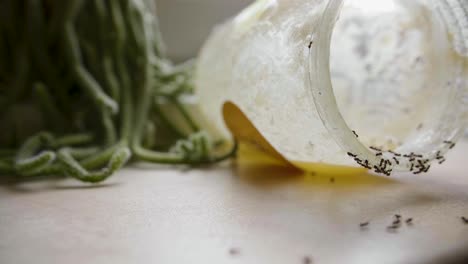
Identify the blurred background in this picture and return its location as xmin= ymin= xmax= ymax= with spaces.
xmin=155 ymin=0 xmax=253 ymax=62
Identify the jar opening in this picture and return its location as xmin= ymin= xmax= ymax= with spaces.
xmin=308 ymin=0 xmax=467 ymax=173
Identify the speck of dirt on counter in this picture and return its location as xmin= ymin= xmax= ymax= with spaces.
xmin=229 ymin=248 xmax=240 ymax=256
xmin=303 ymin=256 xmax=313 ymax=264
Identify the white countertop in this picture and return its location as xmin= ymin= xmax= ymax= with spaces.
xmin=1 ymin=142 xmax=468 ymax=264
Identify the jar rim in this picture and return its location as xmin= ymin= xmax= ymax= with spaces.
xmin=307 ymin=0 xmax=376 ymax=161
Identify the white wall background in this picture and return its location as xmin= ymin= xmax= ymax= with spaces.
xmin=155 ymin=0 xmax=253 ymax=61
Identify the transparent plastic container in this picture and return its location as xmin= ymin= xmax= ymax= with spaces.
xmin=195 ymin=0 xmax=468 ymax=175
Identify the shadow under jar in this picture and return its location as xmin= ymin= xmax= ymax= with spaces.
xmin=195 ymin=0 xmax=468 ymax=175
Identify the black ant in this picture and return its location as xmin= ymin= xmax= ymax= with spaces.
xmin=461 ymin=217 xmax=468 ymax=224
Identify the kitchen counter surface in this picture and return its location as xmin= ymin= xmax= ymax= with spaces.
xmin=1 ymin=142 xmax=468 ymax=264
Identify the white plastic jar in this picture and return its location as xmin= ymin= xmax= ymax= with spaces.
xmin=195 ymin=0 xmax=468 ymax=175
